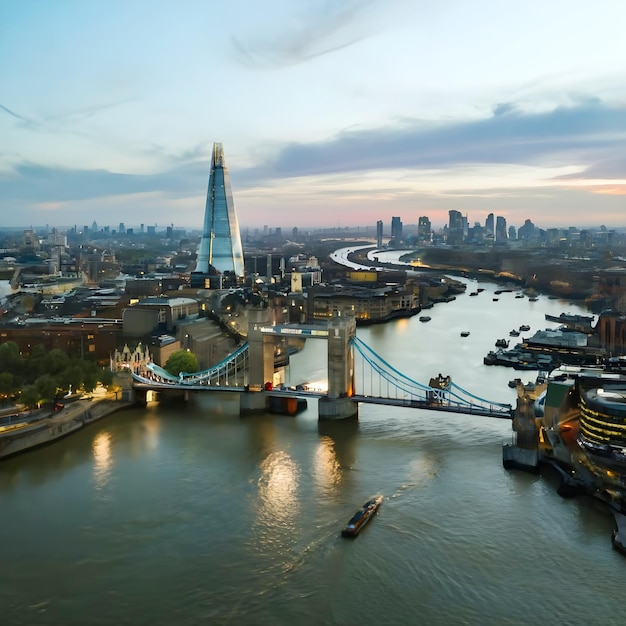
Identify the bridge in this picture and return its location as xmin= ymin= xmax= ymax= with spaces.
xmin=131 ymin=308 xmax=512 ymax=421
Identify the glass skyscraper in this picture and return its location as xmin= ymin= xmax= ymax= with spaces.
xmin=193 ymin=143 xmax=244 ymax=284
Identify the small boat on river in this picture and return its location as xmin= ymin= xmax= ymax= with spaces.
xmin=341 ymin=495 xmax=383 ymax=538
xmin=495 ymin=338 xmax=509 ymax=348
xmin=419 ymin=316 xmax=431 ymax=322
xmin=519 ymin=324 xmax=530 ymax=332
xmin=460 ymin=331 xmax=470 ymax=337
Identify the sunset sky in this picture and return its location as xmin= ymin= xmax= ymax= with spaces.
xmin=2 ymin=0 xmax=626 ymax=232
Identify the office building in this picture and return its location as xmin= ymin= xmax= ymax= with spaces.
xmin=192 ymin=143 xmax=245 ymax=286
xmin=417 ymin=216 xmax=431 ymax=242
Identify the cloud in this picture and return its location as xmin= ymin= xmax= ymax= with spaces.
xmin=3 ymin=98 xmax=625 ymax=230
xmin=0 ymin=159 xmax=211 ymax=203
xmin=0 ymin=99 xmax=135 ymax=140
xmin=237 ymin=99 xmax=626 ymax=181
xmin=231 ymin=0 xmax=373 ymax=68
xmin=554 ymin=153 xmax=626 ymax=181
xmin=0 ymin=103 xmax=36 ymax=127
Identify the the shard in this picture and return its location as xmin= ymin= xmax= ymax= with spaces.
xmin=192 ymin=143 xmax=244 ymax=286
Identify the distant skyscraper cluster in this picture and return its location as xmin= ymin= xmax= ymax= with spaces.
xmin=374 ymin=211 xmax=519 ymax=247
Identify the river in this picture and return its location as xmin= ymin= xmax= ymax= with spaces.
xmin=1 ymin=279 xmax=623 ymax=625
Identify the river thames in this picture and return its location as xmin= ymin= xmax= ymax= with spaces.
xmin=1 ymin=279 xmax=624 ymax=625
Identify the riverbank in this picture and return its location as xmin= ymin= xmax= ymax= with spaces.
xmin=0 ymin=396 xmax=135 ymax=460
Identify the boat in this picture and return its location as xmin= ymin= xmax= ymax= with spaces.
xmin=341 ymin=495 xmax=383 ymax=538
xmin=419 ymin=316 xmax=431 ymax=322
xmin=529 ymin=297 xmax=538 ymax=302
xmin=515 ymin=294 xmax=524 ymax=299
xmin=519 ymin=324 xmax=530 ymax=332
xmin=495 ymin=338 xmax=509 ymax=348
xmin=509 ymin=329 xmax=520 ymax=337
xmin=460 ymin=331 xmax=470 ymax=337
xmin=469 ymin=291 xmax=479 ymax=296
xmin=545 ymin=313 xmax=594 ymax=332
xmin=508 ymin=378 xmax=522 ymax=388
xmin=493 ymin=298 xmax=499 ymax=302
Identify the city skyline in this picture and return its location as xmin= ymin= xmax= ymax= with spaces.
xmin=2 ymin=1 xmax=626 ymax=230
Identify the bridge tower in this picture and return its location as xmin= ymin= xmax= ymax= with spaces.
xmin=319 ymin=312 xmax=358 ymax=420
xmin=241 ymin=306 xmax=274 ymax=413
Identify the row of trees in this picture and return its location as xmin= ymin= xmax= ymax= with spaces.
xmin=0 ymin=341 xmax=115 ymax=408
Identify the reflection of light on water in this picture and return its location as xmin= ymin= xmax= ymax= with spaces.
xmin=143 ymin=415 xmax=160 ymax=451
xmin=394 ymin=318 xmax=410 ymax=333
xmin=313 ymin=436 xmax=342 ymax=492
xmin=92 ymin=431 xmax=112 ymax=490
xmin=257 ymin=451 xmax=300 ymax=529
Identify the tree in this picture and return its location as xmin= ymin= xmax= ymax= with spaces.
xmin=82 ymin=362 xmax=100 ymax=392
xmin=20 ymin=385 xmax=40 ymax=408
xmin=28 ymin=344 xmax=49 ymax=380
xmin=57 ymin=364 xmax=84 ymax=395
xmin=164 ymin=350 xmax=198 ymax=376
xmin=0 ymin=341 xmax=20 ymax=368
xmin=0 ymin=371 xmax=14 ymax=397
xmin=99 ymin=368 xmax=114 ymax=389
xmin=0 ymin=341 xmax=22 ymax=384
xmin=45 ymin=349 xmax=70 ymax=375
xmin=35 ymin=374 xmax=58 ymax=404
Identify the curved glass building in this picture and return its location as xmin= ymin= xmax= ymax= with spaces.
xmin=193 ymin=143 xmax=244 ymax=284
xmin=578 ymin=380 xmax=626 ymax=463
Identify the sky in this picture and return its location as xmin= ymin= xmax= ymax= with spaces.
xmin=2 ymin=0 xmax=626 ymax=232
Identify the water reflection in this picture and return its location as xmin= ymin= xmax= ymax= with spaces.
xmin=313 ymin=436 xmax=342 ymax=495
xmin=257 ymin=450 xmax=300 ymax=531
xmin=142 ymin=414 xmax=161 ymax=451
xmin=317 ymin=418 xmax=358 ymax=474
xmin=92 ymin=431 xmax=112 ymax=490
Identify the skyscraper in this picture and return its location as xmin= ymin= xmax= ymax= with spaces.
xmin=417 ymin=216 xmax=431 ymax=242
xmin=391 ymin=216 xmax=403 ymax=241
xmin=376 ymin=220 xmax=383 ymax=248
xmin=192 ymin=143 xmax=244 ymax=286
xmin=495 ymin=215 xmax=507 ymax=243
xmin=447 ymin=210 xmax=464 ymax=245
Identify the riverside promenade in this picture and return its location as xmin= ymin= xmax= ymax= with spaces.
xmin=0 ymin=393 xmax=134 ymax=460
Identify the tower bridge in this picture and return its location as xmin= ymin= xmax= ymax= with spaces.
xmin=131 ymin=308 xmax=512 ymax=421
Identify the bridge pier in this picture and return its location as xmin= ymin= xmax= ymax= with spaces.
xmin=239 ymin=391 xmax=269 ymax=414
xmin=319 ymin=313 xmax=358 ymax=421
xmin=319 ymin=396 xmax=358 ymax=420
xmin=116 ymin=371 xmax=144 ymax=404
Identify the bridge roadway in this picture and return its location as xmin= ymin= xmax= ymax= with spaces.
xmin=262 ymin=389 xmax=513 ymax=419
xmin=350 ymin=395 xmax=513 ymax=419
xmin=132 ymin=381 xmax=512 ymax=419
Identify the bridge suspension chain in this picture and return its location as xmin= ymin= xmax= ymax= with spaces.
xmin=352 ymin=336 xmax=511 ymax=412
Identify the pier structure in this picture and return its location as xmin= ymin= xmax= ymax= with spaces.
xmin=246 ymin=309 xmax=357 ymax=419
xmin=318 ymin=313 xmax=357 ymax=420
